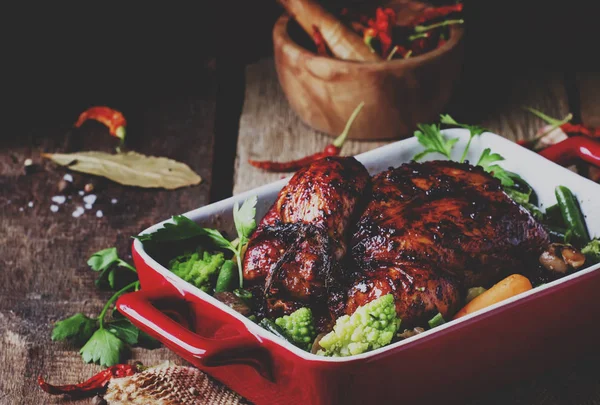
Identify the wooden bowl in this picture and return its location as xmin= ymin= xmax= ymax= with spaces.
xmin=272 ymin=13 xmax=465 ymax=140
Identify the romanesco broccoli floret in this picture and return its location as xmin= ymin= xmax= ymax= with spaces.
xmin=275 ymin=307 xmax=316 ymax=351
xmin=317 ymin=294 xmax=401 ymax=357
xmin=582 ymin=239 xmax=600 ymax=263
xmin=169 ymin=250 xmax=225 ymax=292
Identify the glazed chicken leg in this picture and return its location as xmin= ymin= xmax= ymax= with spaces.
xmin=348 ymin=161 xmax=549 ymax=327
xmin=243 ymin=156 xmax=370 ymax=330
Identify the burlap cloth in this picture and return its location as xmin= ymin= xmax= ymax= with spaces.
xmin=103 ymin=362 xmax=251 ymax=405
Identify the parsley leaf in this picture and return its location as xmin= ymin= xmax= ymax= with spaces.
xmin=475 ymin=148 xmax=515 ymax=187
xmin=80 ymin=328 xmax=126 ymax=367
xmin=52 ymin=313 xmax=97 ymax=344
xmin=88 ymin=248 xmax=137 ymax=290
xmin=413 ymin=123 xmax=459 ymax=161
xmin=440 ymin=114 xmax=488 ymax=163
xmin=476 ymin=148 xmax=504 ymax=168
xmin=87 ymin=248 xmax=119 ymax=271
xmin=106 ymin=318 xmax=139 ymax=346
xmin=233 ymin=196 xmax=258 ymax=246
xmin=136 ymin=215 xmax=234 ymax=251
xmin=136 ymin=215 xmax=207 ymax=242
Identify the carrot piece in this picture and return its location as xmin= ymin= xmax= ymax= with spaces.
xmin=453 ymin=274 xmax=532 ymax=320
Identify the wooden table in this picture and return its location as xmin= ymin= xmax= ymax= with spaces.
xmin=1 ymin=57 xmax=599 ymax=404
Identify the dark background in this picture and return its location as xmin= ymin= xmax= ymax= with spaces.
xmin=4 ymin=0 xmax=598 ymax=131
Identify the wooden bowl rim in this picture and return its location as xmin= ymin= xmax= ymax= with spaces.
xmin=273 ymin=13 xmax=464 ymax=71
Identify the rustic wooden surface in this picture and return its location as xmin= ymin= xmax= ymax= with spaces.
xmin=1 ymin=53 xmax=600 ymax=405
xmin=0 ymin=65 xmax=242 ymax=405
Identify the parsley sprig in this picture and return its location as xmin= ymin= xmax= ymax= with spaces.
xmin=440 ymin=114 xmax=487 ymax=163
xmin=412 ymin=115 xmax=545 ymax=219
xmin=52 ymin=249 xmax=159 ymax=367
xmin=413 ymin=123 xmax=458 ymax=161
xmin=136 ymin=196 xmax=258 ymax=288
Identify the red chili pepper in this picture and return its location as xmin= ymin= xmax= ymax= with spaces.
xmin=249 ymin=102 xmax=365 ymax=172
xmin=311 ymin=25 xmax=328 ymax=56
xmin=74 ymin=106 xmax=127 ymax=141
xmin=38 ymin=364 xmax=138 ymax=397
xmin=366 ymin=7 xmax=396 ymax=57
xmin=560 ymin=123 xmax=600 ymax=138
xmin=524 ymin=106 xmax=600 ymax=140
xmin=411 ymin=3 xmax=464 ymax=26
xmin=538 ymin=136 xmax=600 ymax=169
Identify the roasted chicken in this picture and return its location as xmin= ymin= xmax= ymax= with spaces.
xmin=243 ymin=156 xmax=370 ymax=330
xmin=348 ymin=160 xmax=549 ymax=327
xmin=245 ymin=157 xmax=549 ymax=331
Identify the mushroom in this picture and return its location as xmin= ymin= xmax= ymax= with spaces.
xmin=539 ymin=243 xmax=586 ymax=274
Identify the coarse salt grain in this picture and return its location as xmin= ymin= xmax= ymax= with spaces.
xmin=19 ymin=207 xmax=24 ymax=212
xmin=50 ymin=205 xmax=59 ymax=213
xmin=85 ymin=203 xmax=92 ymax=210
xmin=96 ymin=210 xmax=103 ymax=218
xmin=111 ymin=198 xmax=118 ymax=204
xmin=51 ymin=196 xmax=66 ymax=205
xmin=78 ymin=191 xmax=85 ymax=196
xmin=63 ymin=174 xmax=73 ymax=182
xmin=72 ymin=207 xmax=85 ymax=218
xmin=28 ymin=201 xmax=34 ymax=208
xmin=83 ymin=194 xmax=97 ymax=205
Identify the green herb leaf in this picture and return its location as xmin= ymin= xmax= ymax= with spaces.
xmin=136 ymin=215 xmax=234 ymax=252
xmin=106 ymin=318 xmax=139 ymax=346
xmin=136 ymin=215 xmax=205 ymax=242
xmin=80 ymin=328 xmax=126 ymax=367
xmin=440 ymin=114 xmax=487 ymax=138
xmin=87 ymin=248 xmax=119 ymax=271
xmin=475 ymin=148 xmax=504 ymax=168
xmin=475 ymin=148 xmax=515 ymax=187
xmin=52 ymin=313 xmax=97 ymax=344
xmin=486 ymin=165 xmax=515 ymax=187
xmin=440 ymin=115 xmax=488 ymax=162
xmin=234 ymin=196 xmax=258 ymax=246
xmin=413 ymin=124 xmax=458 ymax=161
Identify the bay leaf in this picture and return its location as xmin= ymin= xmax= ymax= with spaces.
xmin=42 ymin=151 xmax=201 ymax=189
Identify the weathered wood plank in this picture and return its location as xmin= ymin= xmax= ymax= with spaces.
xmin=577 ymin=72 xmax=600 ymax=127
xmin=233 ymin=59 xmax=388 ymax=195
xmin=0 ymin=68 xmax=222 ymax=404
xmin=234 ymin=59 xmax=569 ymax=194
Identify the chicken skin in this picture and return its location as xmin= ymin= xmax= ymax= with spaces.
xmin=243 ymin=156 xmax=370 ymax=330
xmin=348 ymin=160 xmax=549 ymax=327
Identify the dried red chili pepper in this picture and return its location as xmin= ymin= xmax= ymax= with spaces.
xmin=75 ymin=106 xmax=127 ymax=141
xmin=538 ymin=136 xmax=600 ymax=169
xmin=366 ymin=7 xmax=396 ymax=57
xmin=411 ymin=3 xmax=464 ymax=26
xmin=560 ymin=123 xmax=600 ymax=138
xmin=248 ymin=102 xmax=365 ymax=172
xmin=38 ymin=363 xmax=138 ymax=397
xmin=312 ymin=25 xmax=328 ymax=56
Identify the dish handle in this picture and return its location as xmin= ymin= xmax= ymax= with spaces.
xmin=117 ymin=290 xmax=273 ymax=381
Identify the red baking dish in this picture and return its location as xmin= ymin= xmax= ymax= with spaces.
xmin=117 ymin=130 xmax=600 ymax=405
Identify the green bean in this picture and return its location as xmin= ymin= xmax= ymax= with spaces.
xmin=214 ymin=260 xmax=237 ymax=293
xmin=555 ymin=186 xmax=590 ymax=247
